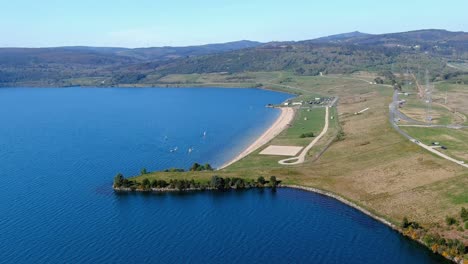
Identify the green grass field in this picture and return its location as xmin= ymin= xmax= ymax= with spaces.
xmin=275 ymin=107 xmax=325 ymax=146
xmin=223 ymin=106 xmax=329 ymax=171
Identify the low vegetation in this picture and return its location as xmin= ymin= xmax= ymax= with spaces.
xmin=299 ymin=132 xmax=315 ymax=138
xmin=401 ymin=213 xmax=467 ymax=261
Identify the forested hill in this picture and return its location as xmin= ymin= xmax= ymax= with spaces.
xmin=134 ymin=29 xmax=468 ymax=80
xmin=1 ymin=30 xmax=467 ymax=87
xmin=304 ymin=29 xmax=468 ymax=55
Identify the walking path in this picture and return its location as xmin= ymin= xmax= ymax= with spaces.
xmin=278 ymin=106 xmax=330 ymax=165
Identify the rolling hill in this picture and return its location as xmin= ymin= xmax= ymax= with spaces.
xmin=0 ymin=30 xmax=467 ymax=87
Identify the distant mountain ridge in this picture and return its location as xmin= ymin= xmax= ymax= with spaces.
xmin=309 ymin=31 xmax=372 ymax=43
xmin=306 ymin=29 xmax=468 ymax=48
xmin=0 ymin=40 xmax=263 ymax=66
xmin=0 ymin=29 xmax=467 ymax=86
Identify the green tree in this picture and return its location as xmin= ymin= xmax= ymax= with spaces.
xmin=401 ymin=217 xmax=410 ymax=228
xmin=114 ymin=173 xmax=124 ymax=187
xmin=151 ymin=179 xmax=158 ymax=188
xmin=211 ymin=175 xmax=225 ymax=190
xmin=204 ymin=163 xmax=213 ymax=171
xmin=295 ymin=67 xmax=305 ymax=75
xmin=461 ymin=207 xmax=468 ymax=222
xmin=374 ymin=77 xmax=384 ymax=84
xmin=270 ymin=176 xmax=277 ymax=187
xmin=142 ymin=178 xmax=150 ymax=189
xmin=190 ymin=163 xmax=201 ymax=171
xmin=257 ymin=176 xmax=266 ymax=185
xmin=174 ymin=180 xmax=184 ymax=191
xmin=141 ymin=168 xmax=148 ymax=175
xmin=158 ymin=180 xmax=168 ymax=188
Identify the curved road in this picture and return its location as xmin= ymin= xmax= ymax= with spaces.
xmin=278 ymin=106 xmax=330 ymax=165
xmin=389 ymin=90 xmax=468 ymax=169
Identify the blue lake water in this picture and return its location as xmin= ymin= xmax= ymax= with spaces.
xmin=0 ymin=87 xmax=448 ymax=263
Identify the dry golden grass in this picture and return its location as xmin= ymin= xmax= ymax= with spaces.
xmin=132 ymin=72 xmax=468 ymax=242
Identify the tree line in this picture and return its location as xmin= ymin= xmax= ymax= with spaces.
xmin=114 ymin=174 xmax=280 ymax=192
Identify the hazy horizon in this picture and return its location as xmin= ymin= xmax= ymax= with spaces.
xmin=1 ymin=29 xmax=466 ymax=49
xmin=2 ymin=0 xmax=467 ymax=48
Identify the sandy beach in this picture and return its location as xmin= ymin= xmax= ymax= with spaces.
xmin=218 ymin=107 xmax=295 ymax=169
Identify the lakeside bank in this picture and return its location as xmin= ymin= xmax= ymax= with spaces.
xmin=113 ymin=182 xmax=463 ymax=263
xmin=218 ymin=107 xmax=296 ymax=170
xmin=109 ymin=83 xmax=466 ymax=263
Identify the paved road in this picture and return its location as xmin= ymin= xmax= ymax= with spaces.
xmin=389 ymin=90 xmax=468 ymax=169
xmin=278 ymin=106 xmax=330 ymax=165
xmin=392 ymin=91 xmax=468 ymax=129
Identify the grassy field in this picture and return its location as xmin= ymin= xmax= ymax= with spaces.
xmin=274 ymin=107 xmax=325 ymax=146
xmin=399 ymin=94 xmax=459 ymax=125
xmin=130 ymin=72 xmax=468 ymax=250
xmin=222 ymin=106 xmax=330 ymax=171
xmin=434 ymin=82 xmax=468 ymax=125
xmin=401 ymin=127 xmax=468 ymax=163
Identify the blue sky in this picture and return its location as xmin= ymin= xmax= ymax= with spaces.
xmin=1 ymin=0 xmax=467 ymax=47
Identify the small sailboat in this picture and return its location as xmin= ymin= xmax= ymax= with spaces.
xmin=188 ymin=147 xmax=194 ymax=154
xmin=170 ymin=147 xmax=178 ymax=153
xmin=203 ymin=131 xmax=207 ymax=137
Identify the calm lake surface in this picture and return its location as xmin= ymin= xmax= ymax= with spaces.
xmin=0 ymin=87 xmax=448 ymax=263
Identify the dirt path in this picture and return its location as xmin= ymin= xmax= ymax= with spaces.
xmin=278 ymin=106 xmax=330 ymax=165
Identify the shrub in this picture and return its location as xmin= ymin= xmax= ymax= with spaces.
xmin=445 ymin=216 xmax=458 ymax=226
xmin=401 ymin=217 xmax=420 ymax=229
xmin=422 ymin=233 xmax=436 ymax=246
xmin=401 ymin=217 xmax=410 ymax=228
xmin=299 ymin=132 xmax=315 ymax=138
xmin=335 ymin=129 xmax=345 ymax=141
xmin=461 ymin=207 xmax=468 ymax=222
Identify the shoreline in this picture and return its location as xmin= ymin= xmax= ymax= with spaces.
xmin=283 ymin=185 xmax=463 ymax=264
xmin=218 ymin=107 xmax=296 ymax=170
xmin=115 ymin=184 xmax=462 ymax=263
